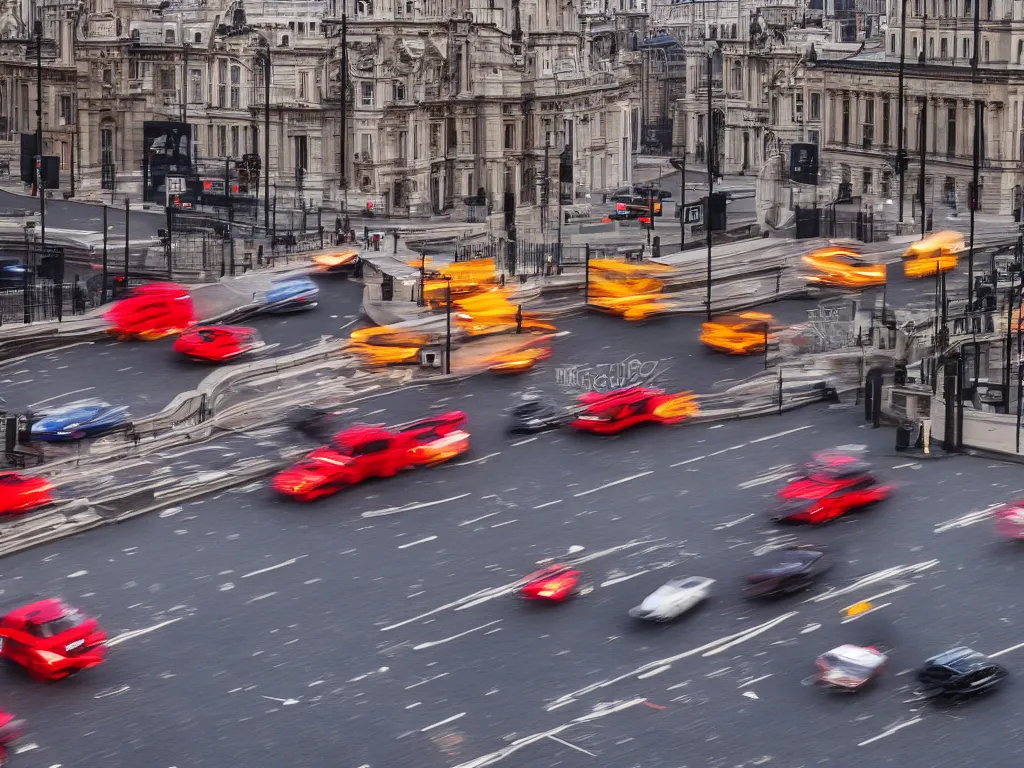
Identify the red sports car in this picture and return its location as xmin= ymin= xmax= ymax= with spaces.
xmin=0 ymin=473 xmax=53 ymax=516
xmin=272 ymin=411 xmax=470 ymax=501
xmin=570 ymin=386 xmax=699 ymax=435
xmin=769 ymin=451 xmax=892 ymax=524
xmin=0 ymin=598 xmax=106 ymax=681
xmin=173 ymin=325 xmax=266 ymax=362
xmin=104 ymin=282 xmax=195 ymax=341
xmin=0 ymin=711 xmax=26 ymax=762
xmin=516 ymin=565 xmax=582 ymax=602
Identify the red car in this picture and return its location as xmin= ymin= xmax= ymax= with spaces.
xmin=0 ymin=711 xmax=26 ymax=762
xmin=0 ymin=598 xmax=106 ymax=681
xmin=0 ymin=473 xmax=53 ymax=516
xmin=570 ymin=386 xmax=698 ymax=435
xmin=173 ymin=325 xmax=266 ymax=363
xmin=104 ymin=282 xmax=195 ymax=341
xmin=516 ymin=565 xmax=582 ymax=602
xmin=272 ymin=411 xmax=470 ymax=501
xmin=769 ymin=451 xmax=892 ymax=524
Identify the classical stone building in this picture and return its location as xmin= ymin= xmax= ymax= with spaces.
xmin=0 ymin=0 xmax=642 ymax=229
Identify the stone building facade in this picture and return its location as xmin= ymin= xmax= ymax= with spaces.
xmin=0 ymin=0 xmax=642 ymax=227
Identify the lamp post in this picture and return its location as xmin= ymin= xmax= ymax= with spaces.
xmin=180 ymin=42 xmax=191 ymax=124
xmin=444 ymin=276 xmax=452 ymax=376
xmin=967 ymin=0 xmax=982 ymax=313
xmin=22 ymin=222 xmax=34 ymax=324
xmin=704 ymin=41 xmax=718 ymax=322
xmin=339 ymin=13 xmax=349 ymax=213
xmin=257 ymin=39 xmax=271 ymax=233
xmin=895 ymin=0 xmax=908 ymax=223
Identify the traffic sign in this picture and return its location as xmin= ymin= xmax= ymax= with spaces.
xmin=167 ymin=176 xmax=186 ymax=194
xmin=682 ymin=203 xmax=703 ymax=225
xmin=40 ymin=245 xmax=64 ymax=259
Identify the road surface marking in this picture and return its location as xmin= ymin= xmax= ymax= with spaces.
xmin=547 ymin=735 xmax=597 ymax=757
xmin=737 ymin=466 xmax=796 ymax=489
xmin=107 ymin=617 xmax=185 ymax=647
xmin=748 ymin=425 xmax=813 ymax=443
xmin=512 ymin=437 xmax=537 ymax=446
xmin=490 ymin=519 xmax=517 ymax=529
xmin=453 ymin=452 xmax=501 ymax=466
xmin=421 ymin=712 xmax=466 ymax=732
xmin=29 ymin=386 xmax=96 ymax=408
xmin=574 ymin=471 xmax=653 ymax=497
xmin=637 ymin=665 xmax=671 ymax=680
xmin=709 ymin=444 xmax=744 ymax=457
xmin=534 ymin=499 xmax=563 ymax=509
xmin=934 ymin=503 xmax=1003 ymax=533
xmin=857 ymin=717 xmax=923 ymax=746
xmin=990 ymin=641 xmax=1024 ymax=658
xmin=242 ymin=556 xmax=307 ymax=579
xmin=340 ymin=318 xmax=358 ymax=329
xmin=413 ymin=620 xmax=502 ymax=651
xmin=399 ymin=535 xmax=438 ymax=550
xmin=261 ymin=696 xmax=300 ymax=706
xmin=670 ymin=455 xmax=706 ymax=467
xmin=702 ymin=612 xmax=796 ymax=657
xmin=841 ymin=583 xmax=912 ymax=613
xmin=459 ymin=512 xmax=500 ymax=526
xmin=364 ymin=493 xmax=473 ymax=518
xmin=405 ymin=673 xmax=450 ymax=690
xmin=715 ymin=513 xmax=754 ymax=530
xmin=601 ymin=570 xmax=649 ymax=587
xmin=246 ymin=592 xmax=278 ymax=604
xmin=740 ymin=674 xmax=773 ymax=688
xmin=804 ymin=560 xmax=939 ymax=603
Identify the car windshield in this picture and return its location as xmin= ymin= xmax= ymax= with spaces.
xmin=823 ymin=653 xmax=874 ymax=678
xmin=28 ymin=610 xmax=85 ymax=638
xmin=326 ymin=441 xmax=355 ymax=457
xmin=674 ymin=578 xmax=705 ymax=590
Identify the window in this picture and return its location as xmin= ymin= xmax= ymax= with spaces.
xmin=943 ymin=0 xmax=950 ymax=14
xmin=504 ymin=123 xmax=515 ymax=150
xmin=912 ymin=36 xmax=919 ymax=54
xmin=360 ymin=81 xmax=373 ymax=106
xmin=355 ymin=439 xmax=390 ymax=455
xmin=890 ymin=34 xmax=896 ymax=52
xmin=189 ymin=68 xmax=202 ymax=102
xmin=392 ymin=80 xmax=405 ymax=102
xmin=218 ymin=125 xmax=227 ymax=156
xmin=882 ymin=98 xmax=891 ymax=145
xmin=771 ymin=96 xmax=779 ymax=124
xmin=230 ymin=65 xmax=240 ymax=108
xmin=294 ymin=135 xmax=308 ymax=173
xmin=987 ymin=0 xmax=993 ymax=18
xmin=218 ymin=60 xmax=227 ymax=107
xmin=984 ymin=39 xmax=990 ymax=62
xmin=808 ymin=128 xmax=820 ymax=146
xmin=194 ymin=31 xmax=202 ymax=43
xmin=963 ymin=38 xmax=970 ymax=58
xmin=164 ymin=28 xmax=175 ymax=44
xmin=881 ymin=170 xmax=892 ymax=198
xmin=397 ymin=130 xmax=407 ymax=160
xmin=929 ymin=37 xmax=934 ymax=58
xmin=129 ymin=59 xmax=139 ymax=79
xmin=160 ymin=68 xmax=175 ymax=91
xmin=841 ymin=97 xmax=850 ymax=144
xmin=731 ymin=61 xmax=742 ymax=92
xmin=862 ymin=169 xmax=872 ymax=194
xmin=231 ymin=125 xmax=239 ymax=157
xmin=100 ymin=126 xmax=114 ymax=166
xmin=359 ymin=133 xmax=373 ymax=161
xmin=810 ymin=92 xmax=821 ymax=121
xmin=1018 ymin=40 xmax=1023 ymax=63
xmin=298 ymin=71 xmax=309 ymax=100
xmin=58 ymin=95 xmax=73 ymax=125
xmin=207 ymin=125 xmax=213 ymax=157
xmin=965 ymin=0 xmax=972 ymax=15
xmin=942 ymin=37 xmax=949 ymax=58
xmin=793 ymin=93 xmax=804 ymax=121
xmin=947 ymin=106 xmax=957 ymax=155
xmin=413 ymin=124 xmax=420 ymax=159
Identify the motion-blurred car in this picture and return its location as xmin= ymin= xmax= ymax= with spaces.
xmin=903 ymin=231 xmax=963 ymax=279
xmin=769 ymin=452 xmax=892 ymax=524
xmin=994 ymin=500 xmax=1024 ymax=539
xmin=262 ymin=276 xmax=319 ymax=313
xmin=272 ymin=411 xmax=469 ymax=501
xmin=31 ymin=401 xmax=130 ymax=442
xmin=814 ymin=644 xmax=887 ymax=691
xmin=516 ymin=564 xmax=582 ymax=602
xmin=509 ymin=398 xmax=570 ymax=433
xmin=0 ymin=259 xmax=27 ymax=289
xmin=803 ymin=247 xmax=886 ymax=289
xmin=629 ymin=576 xmax=714 ymax=621
xmin=0 ymin=598 xmax=106 ymax=681
xmin=916 ymin=647 xmax=1007 ymax=697
xmin=104 ymin=282 xmax=194 ymax=340
xmin=487 ymin=343 xmax=553 ymax=374
xmin=700 ymin=312 xmax=780 ymax=355
xmin=0 ymin=710 xmax=26 ymax=757
xmin=571 ymin=387 xmax=699 ymax=435
xmin=0 ymin=473 xmax=53 ymax=516
xmin=312 ymin=249 xmax=360 ymax=274
xmin=743 ymin=545 xmax=831 ymax=598
xmin=173 ymin=325 xmax=266 ymax=363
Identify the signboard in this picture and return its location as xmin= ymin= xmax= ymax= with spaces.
xmin=167 ymin=177 xmax=186 ymax=194
xmin=144 ymin=121 xmax=193 ymax=204
xmin=682 ymin=203 xmax=703 ymax=224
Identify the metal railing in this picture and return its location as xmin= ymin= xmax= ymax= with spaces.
xmin=0 ymin=281 xmax=89 ymax=324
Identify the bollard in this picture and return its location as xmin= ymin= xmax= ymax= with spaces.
xmin=516 ymin=304 xmax=523 ymax=334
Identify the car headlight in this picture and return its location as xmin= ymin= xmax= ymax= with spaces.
xmin=36 ymin=650 xmax=65 ymax=664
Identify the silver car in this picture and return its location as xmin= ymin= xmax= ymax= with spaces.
xmin=629 ymin=576 xmax=714 ymax=621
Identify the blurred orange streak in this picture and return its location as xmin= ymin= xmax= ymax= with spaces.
xmin=652 ymin=392 xmax=701 ymax=420
xmin=700 ymin=312 xmax=778 ymax=354
xmin=312 ymin=249 xmax=360 ymax=271
xmin=902 ymin=231 xmax=962 ymax=279
xmin=802 ymin=247 xmax=886 ymax=288
xmin=348 ymin=342 xmax=421 ymax=366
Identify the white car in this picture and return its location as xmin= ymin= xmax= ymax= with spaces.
xmin=629 ymin=576 xmax=714 ymax=621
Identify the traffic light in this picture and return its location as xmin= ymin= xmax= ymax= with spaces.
xmin=967 ymin=181 xmax=979 ymax=210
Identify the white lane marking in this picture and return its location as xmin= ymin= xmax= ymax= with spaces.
xmin=748 ymin=425 xmax=813 ymax=444
xmin=533 ymin=499 xmax=563 ymax=509
xmin=709 ymin=445 xmax=744 ymax=457
xmin=841 ymin=602 xmax=891 ymax=623
xmin=892 ymin=462 xmax=921 ymax=469
xmin=742 ymin=691 xmax=759 ymax=700
xmin=545 ymin=613 xmax=797 ymax=710
xmin=363 ymin=493 xmax=473 ymax=518
xmin=340 ymin=318 xmax=358 ymax=329
xmin=934 ymin=503 xmax=1003 ymax=533
xmin=841 ymin=583 xmax=913 ymax=613
xmin=714 ymin=513 xmax=754 ymax=530
xmin=453 ymin=452 xmax=501 ymax=466
xmin=637 ymin=664 xmax=671 ymax=680
xmin=459 ymin=512 xmax=500 ymax=527
xmin=421 ymin=712 xmax=466 ymax=732
xmin=670 ymin=455 xmax=706 ymax=468
xmin=413 ymin=620 xmax=502 ymax=651
xmin=246 ymin=592 xmax=278 ymax=604
xmin=804 ymin=560 xmax=940 ymax=603
xmin=452 ymin=699 xmax=646 ymax=768
xmin=546 ymin=735 xmax=597 ymax=757
xmin=574 ymin=471 xmax=653 ymax=497
xmin=242 ymin=557 xmax=306 ymax=579
xmin=107 ymin=617 xmax=185 ymax=648
xmin=261 ymin=695 xmax=300 ymax=706
xmin=380 ymin=539 xmax=659 ymax=632
xmin=405 ymin=672 xmax=449 ymax=690
xmin=857 ymin=717 xmax=924 ymax=747
xmin=491 ymin=520 xmax=517 ymax=529
xmin=29 ymin=386 xmax=96 ymax=408
xmin=601 ymin=570 xmax=649 ymax=588
xmin=737 ymin=466 xmax=797 ymax=489
xmin=67 ymin=570 xmax=88 ymax=578
xmin=512 ymin=437 xmax=537 ymax=446
xmin=740 ymin=674 xmax=773 ymax=688
xmin=94 ymin=684 xmax=131 ymax=699
xmin=989 ymin=641 xmax=1024 ymax=658
xmin=399 ymin=536 xmax=438 ymax=550
xmin=702 ymin=612 xmax=796 ymax=657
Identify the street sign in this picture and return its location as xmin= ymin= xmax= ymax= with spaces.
xmin=682 ymin=203 xmax=703 ymax=225
xmin=167 ymin=176 xmax=186 ymax=194
xmin=40 ymin=245 xmax=64 ymax=259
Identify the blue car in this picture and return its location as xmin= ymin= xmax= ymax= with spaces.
xmin=31 ymin=401 xmax=131 ymax=442
xmin=262 ymin=276 xmax=319 ymax=313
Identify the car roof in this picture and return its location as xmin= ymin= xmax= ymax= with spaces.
xmin=3 ymin=597 xmax=66 ymax=622
xmin=927 ymin=647 xmax=988 ymax=668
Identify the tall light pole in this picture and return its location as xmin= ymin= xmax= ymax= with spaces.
xmin=967 ymin=0 xmax=982 ymax=312
xmin=895 ymin=0 xmax=908 ymax=222
xmin=705 ymin=41 xmax=717 ymax=322
xmin=34 ymin=17 xmax=45 ymax=253
xmin=339 ymin=13 xmax=348 ymax=213
xmin=180 ymin=42 xmax=191 ymax=124
xmin=258 ymin=39 xmax=271 ymax=232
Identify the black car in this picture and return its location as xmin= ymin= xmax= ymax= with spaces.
xmin=289 ymin=405 xmax=356 ymax=442
xmin=509 ymin=399 xmax=570 ymax=434
xmin=916 ymin=647 xmax=1008 ymax=698
xmin=743 ymin=545 xmax=831 ymax=598
xmin=634 ymin=186 xmax=673 ymax=201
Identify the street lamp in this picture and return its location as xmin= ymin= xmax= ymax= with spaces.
xmin=256 ymin=38 xmax=271 ymax=233
xmin=338 ymin=13 xmax=349 ymax=213
xmin=704 ymin=40 xmax=719 ymax=322
xmin=966 ymin=0 xmax=982 ymax=312
xmin=444 ymin=276 xmax=452 ymax=375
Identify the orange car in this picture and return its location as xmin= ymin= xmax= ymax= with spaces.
xmin=803 ymin=247 xmax=886 ymax=289
xmin=903 ymin=231 xmax=963 ymax=279
xmin=701 ymin=312 xmax=779 ymax=354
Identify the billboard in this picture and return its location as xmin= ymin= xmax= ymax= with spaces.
xmin=143 ymin=121 xmax=193 ymax=203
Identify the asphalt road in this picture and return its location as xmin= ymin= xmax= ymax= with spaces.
xmin=3 ymin=385 xmax=1024 ymax=768
xmin=0 ymin=190 xmax=164 ymax=239
xmin=0 ymin=275 xmax=366 ymax=415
